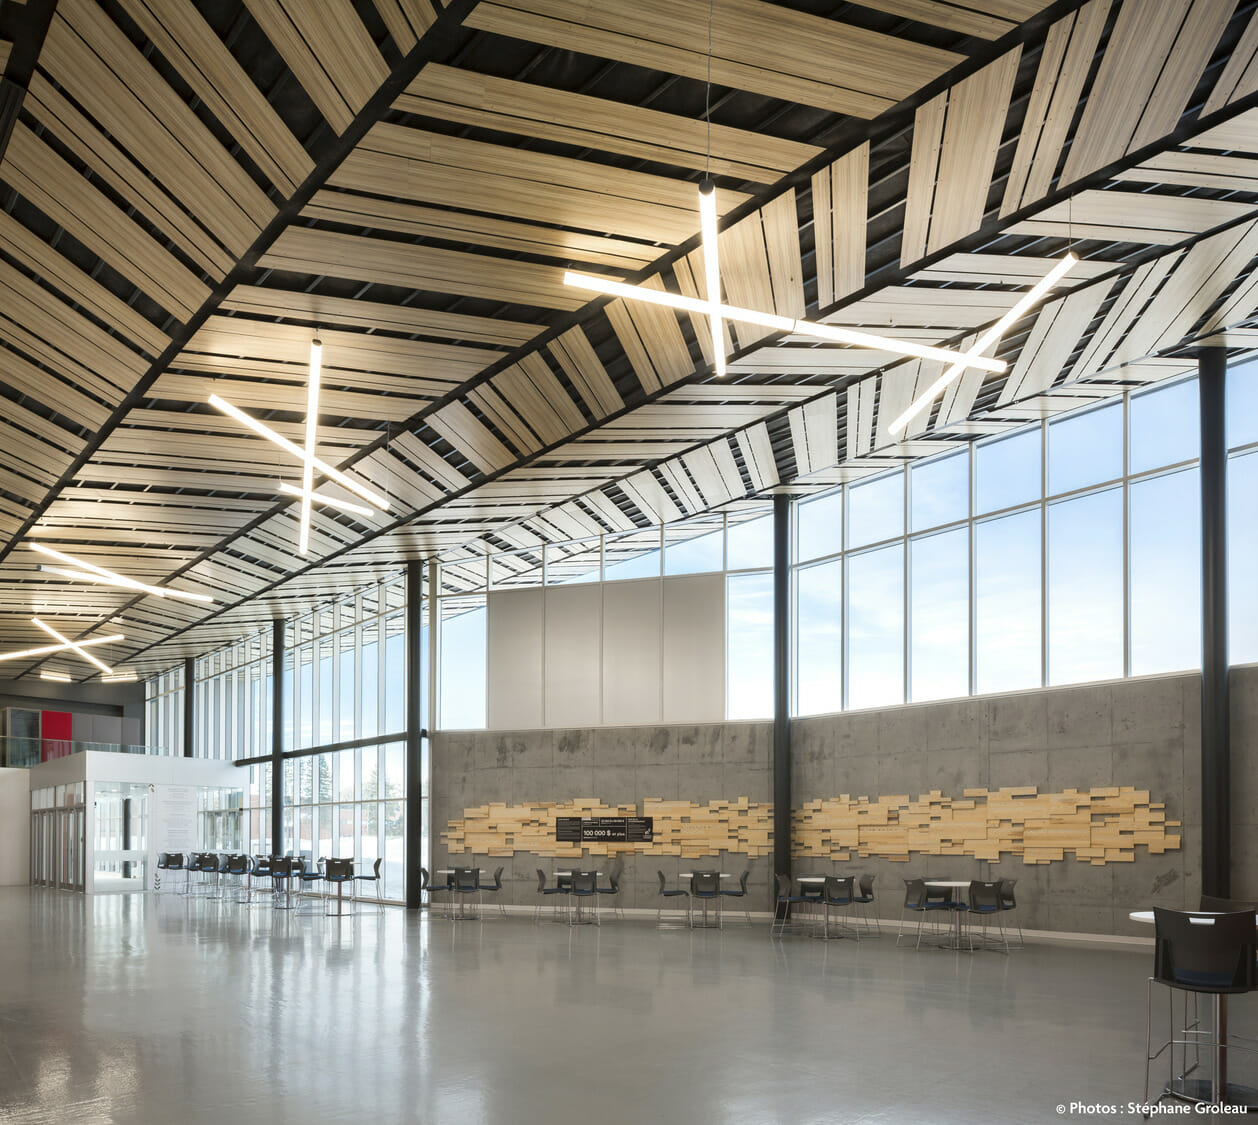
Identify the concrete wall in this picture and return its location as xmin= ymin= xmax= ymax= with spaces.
xmin=0 ymin=768 xmax=30 ymax=885
xmin=433 ymin=669 xmax=1230 ymax=935
xmin=793 ymin=672 xmax=1201 ymax=938
xmin=431 ymin=722 xmax=773 ymax=912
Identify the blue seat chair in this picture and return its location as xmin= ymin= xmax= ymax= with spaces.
xmin=324 ymin=858 xmax=355 ymax=916
xmin=966 ymin=880 xmax=1008 ymax=953
xmin=689 ymin=872 xmax=723 ymax=929
xmin=478 ymin=865 xmax=506 ymax=916
xmin=354 ymin=858 xmax=385 ymax=914
xmin=897 ymin=877 xmax=958 ymax=949
xmin=771 ymin=873 xmax=817 ymax=939
xmin=821 ymin=875 xmax=857 ymax=940
xmin=998 ymin=877 xmax=1023 ymax=947
xmin=852 ymin=873 xmax=879 ymax=935
xmin=656 ymin=870 xmax=689 ymax=925
xmin=450 ymin=866 xmax=480 ymax=920
xmin=596 ymin=860 xmax=623 ymax=920
xmin=569 ymin=870 xmax=600 ymax=925
xmin=535 ymin=868 xmax=566 ymax=922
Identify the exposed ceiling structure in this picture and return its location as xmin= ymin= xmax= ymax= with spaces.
xmin=1 ymin=0 xmax=1257 ymax=681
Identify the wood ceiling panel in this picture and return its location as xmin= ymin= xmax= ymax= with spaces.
xmin=0 ymin=123 xmax=211 ymax=320
xmin=1117 ymin=150 xmax=1258 ymax=193
xmin=305 ymin=189 xmax=657 ymax=271
xmin=331 ymin=125 xmax=748 ymax=244
xmin=218 ymin=286 xmax=539 ymax=350
xmin=372 ymin=0 xmax=439 ymax=51
xmin=1010 ymin=191 xmax=1253 ymax=244
xmin=812 ymin=142 xmax=869 ymax=309
xmin=547 ymin=327 xmax=623 ymax=420
xmin=241 ymin=0 xmax=389 ymax=134
xmin=399 ymin=63 xmax=821 ymax=183
xmin=465 ymin=0 xmax=961 ymax=116
xmin=260 ymin=226 xmax=583 ymax=309
xmin=118 ymin=0 xmax=315 ymax=196
xmin=1202 ymin=6 xmax=1258 ymax=116
xmin=46 ymin=0 xmax=275 ymax=253
xmin=901 ymin=48 xmax=1020 ymax=265
xmin=852 ymin=0 xmax=1049 ymax=39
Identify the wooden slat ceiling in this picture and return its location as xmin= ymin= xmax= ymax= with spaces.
xmin=1 ymin=0 xmax=1257 ymax=680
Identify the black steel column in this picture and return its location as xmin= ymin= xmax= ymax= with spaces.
xmin=1200 ymin=346 xmax=1230 ymax=898
xmin=271 ymin=618 xmax=285 ymax=857
xmin=405 ymin=559 xmax=424 ymax=910
xmin=182 ymin=656 xmax=194 ymax=758
xmin=772 ymin=494 xmax=792 ymax=911
xmin=121 ymin=798 xmax=132 ymax=880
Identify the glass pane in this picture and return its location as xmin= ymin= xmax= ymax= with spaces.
xmin=795 ymin=560 xmax=841 ymax=717
xmin=384 ymin=801 xmax=405 ymax=900
xmin=796 ymin=489 xmax=841 ymax=562
xmin=1047 ymin=489 xmax=1123 ymax=685
xmin=910 ymin=449 xmax=968 ymax=532
xmin=976 ymin=429 xmax=1040 ymax=514
xmin=664 ymin=519 xmax=723 ymax=575
xmin=361 ymin=630 xmax=378 ymax=739
xmin=846 ymin=544 xmax=904 ymax=709
xmin=384 ymin=619 xmax=404 ymax=734
xmin=1229 ymin=361 xmax=1258 ymax=450
xmin=975 ymin=509 xmax=1041 ymax=693
xmin=338 ymin=748 xmax=355 ymax=803
xmin=726 ymin=572 xmax=773 ymax=720
xmin=318 ymin=643 xmax=333 ymax=745
xmin=490 ymin=548 xmax=544 ymax=589
xmin=603 ymin=529 xmax=661 ymax=581
xmin=338 ymin=646 xmax=354 ymax=741
xmin=546 ymin=539 xmax=601 ymax=585
xmin=1048 ymin=401 xmax=1122 ymax=495
xmin=360 ymin=745 xmax=379 ymax=802
xmin=848 ymin=472 xmax=903 ymax=549
xmin=910 ymin=527 xmax=969 ymax=702
xmin=726 ymin=511 xmax=773 ymax=569
xmin=439 ymin=598 xmax=486 ymax=729
xmin=384 ymin=742 xmax=405 ymax=799
xmin=1130 ymin=378 xmax=1199 ymax=473
xmin=1131 ymin=468 xmax=1201 ymax=675
xmin=1231 ymin=450 xmax=1258 ymax=665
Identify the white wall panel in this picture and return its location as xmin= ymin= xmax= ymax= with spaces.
xmin=487 ymin=587 xmax=544 ymax=729
xmin=544 ymin=584 xmax=602 ymax=728
xmin=601 ymin=580 xmax=662 ymax=724
xmin=662 ymin=574 xmax=726 ymax=722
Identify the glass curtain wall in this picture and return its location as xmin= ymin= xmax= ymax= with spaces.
xmin=193 ymin=630 xmax=272 ymax=760
xmin=792 ymin=369 xmax=1258 ymax=715
xmin=143 ymin=667 xmax=184 ymax=755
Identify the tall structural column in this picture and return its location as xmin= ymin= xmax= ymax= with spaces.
xmin=772 ymin=494 xmax=791 ymax=911
xmin=1200 ymin=346 xmax=1230 ymax=898
xmin=271 ymin=618 xmax=285 ymax=857
xmin=405 ymin=559 xmax=424 ymax=910
xmin=182 ymin=656 xmax=195 ymax=758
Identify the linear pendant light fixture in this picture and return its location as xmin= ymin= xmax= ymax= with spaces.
xmin=208 ymin=335 xmax=390 ymax=556
xmin=888 ymin=253 xmax=1078 ymax=436
xmin=564 ymin=264 xmax=1008 ymax=373
xmin=0 ymin=634 xmax=124 ymax=663
xmin=31 ymin=544 xmax=215 ymax=603
xmin=31 ymin=617 xmax=115 ymax=674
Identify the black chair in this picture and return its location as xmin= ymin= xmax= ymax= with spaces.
xmin=450 ymin=866 xmax=480 ymax=919
xmin=720 ymin=869 xmax=753 ymax=925
xmin=478 ymin=865 xmax=506 ymax=916
xmin=569 ymin=870 xmax=600 ymax=925
xmin=270 ymin=856 xmax=297 ymax=910
xmin=1145 ymin=908 xmax=1258 ymax=1111
xmin=897 ymin=877 xmax=957 ymax=949
xmin=294 ymin=856 xmax=325 ymax=914
xmin=535 ymin=869 xmax=567 ymax=922
xmin=852 ymin=873 xmax=879 ymax=935
xmin=821 ymin=875 xmax=856 ymax=940
xmin=596 ymin=859 xmax=623 ymax=920
xmin=223 ymin=854 xmax=249 ymax=902
xmin=156 ymin=852 xmax=183 ymax=895
xmin=245 ymin=855 xmax=272 ymax=905
xmin=324 ymin=858 xmax=355 ymax=917
xmin=354 ymin=858 xmax=385 ymax=914
xmin=771 ymin=873 xmax=817 ymax=938
xmin=689 ymin=872 xmax=722 ymax=929
xmin=998 ymin=877 xmax=1023 ymax=946
xmin=656 ymin=870 xmax=689 ymax=925
xmin=191 ymin=853 xmax=219 ymax=897
xmin=966 ymin=880 xmax=1008 ymax=953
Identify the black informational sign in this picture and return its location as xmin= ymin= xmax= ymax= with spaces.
xmin=555 ymin=816 xmax=653 ymax=843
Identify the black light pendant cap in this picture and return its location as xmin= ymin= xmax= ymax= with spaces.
xmin=699 ymin=176 xmax=716 ymax=196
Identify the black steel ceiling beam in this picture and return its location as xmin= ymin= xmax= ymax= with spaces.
xmin=0 ymin=0 xmax=57 ymax=161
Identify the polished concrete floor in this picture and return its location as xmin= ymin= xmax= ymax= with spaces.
xmin=0 ymin=887 xmax=1251 ymax=1124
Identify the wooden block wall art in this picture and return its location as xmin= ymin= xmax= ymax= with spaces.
xmin=792 ymin=787 xmax=1180 ymax=866
xmin=440 ymin=797 xmax=774 ymax=860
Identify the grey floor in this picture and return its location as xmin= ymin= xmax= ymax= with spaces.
xmin=0 ymin=888 xmax=1249 ymax=1125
